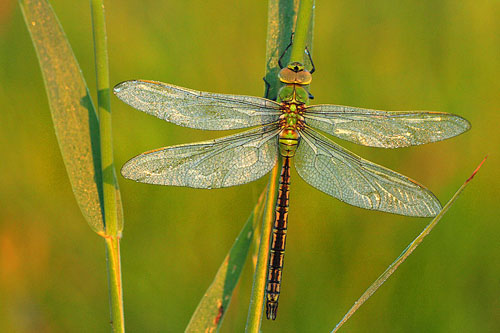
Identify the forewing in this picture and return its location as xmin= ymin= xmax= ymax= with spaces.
xmin=114 ymin=80 xmax=281 ymax=130
xmin=295 ymin=129 xmax=442 ymax=217
xmin=305 ymin=104 xmax=470 ymax=148
xmin=121 ymin=125 xmax=280 ymax=188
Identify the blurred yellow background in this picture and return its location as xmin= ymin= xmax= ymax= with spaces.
xmin=1 ymin=0 xmax=498 ymax=331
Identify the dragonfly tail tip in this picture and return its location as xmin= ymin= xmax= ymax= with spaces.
xmin=266 ymin=301 xmax=278 ymax=320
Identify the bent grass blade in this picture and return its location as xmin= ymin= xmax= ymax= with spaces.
xmin=332 ymin=156 xmax=487 ymax=333
xmin=19 ymin=0 xmax=105 ymax=233
xmin=186 ymin=189 xmax=267 ymax=332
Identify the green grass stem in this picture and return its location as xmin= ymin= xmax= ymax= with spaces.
xmin=90 ymin=0 xmax=123 ymax=237
xmin=90 ymin=0 xmax=125 ymax=331
xmin=289 ymin=0 xmax=314 ymax=64
xmin=104 ymin=236 xmax=125 ymax=332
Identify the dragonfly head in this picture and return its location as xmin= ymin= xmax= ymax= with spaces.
xmin=279 ymin=62 xmax=312 ymax=85
xmin=288 ymin=61 xmax=305 ymax=72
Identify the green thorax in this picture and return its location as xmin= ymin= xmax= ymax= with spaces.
xmin=277 ymin=84 xmax=309 ymax=105
xmin=276 ymin=62 xmax=312 ymax=157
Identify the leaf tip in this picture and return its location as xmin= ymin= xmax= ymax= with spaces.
xmin=466 ymin=155 xmax=487 ymax=183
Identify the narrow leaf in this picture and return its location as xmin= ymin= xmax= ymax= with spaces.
xmin=19 ymin=0 xmax=104 ymax=233
xmin=332 ymin=156 xmax=487 ymax=332
xmin=185 ymin=190 xmax=267 ymax=332
xmin=245 ymin=158 xmax=282 ymax=331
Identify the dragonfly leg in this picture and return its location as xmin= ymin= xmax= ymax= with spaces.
xmin=263 ymin=76 xmax=271 ymax=99
xmin=305 ymin=47 xmax=316 ymax=74
xmin=278 ymin=33 xmax=315 ymax=75
xmin=307 ymin=88 xmax=315 ymax=100
xmin=304 ymin=47 xmax=315 ymax=99
xmin=278 ymin=33 xmax=294 ymax=69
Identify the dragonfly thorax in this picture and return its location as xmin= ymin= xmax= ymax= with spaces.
xmin=278 ymin=106 xmax=304 ymax=157
xmin=277 ymin=62 xmax=309 ymax=158
xmin=278 ymin=84 xmax=309 ymax=104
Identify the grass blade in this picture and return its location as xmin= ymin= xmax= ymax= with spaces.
xmin=19 ymin=0 xmax=105 ymax=234
xmin=245 ymin=158 xmax=282 ymax=332
xmin=332 ymin=156 xmax=487 ymax=332
xmin=186 ymin=189 xmax=267 ymax=332
xmin=21 ymin=0 xmax=125 ymax=330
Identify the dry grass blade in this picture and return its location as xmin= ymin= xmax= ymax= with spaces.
xmin=19 ymin=0 xmax=105 ymax=233
xmin=332 ymin=156 xmax=487 ymax=332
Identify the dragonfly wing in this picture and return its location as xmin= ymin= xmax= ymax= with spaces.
xmin=121 ymin=124 xmax=280 ymax=188
xmin=114 ymin=80 xmax=281 ymax=130
xmin=295 ymin=128 xmax=442 ymax=217
xmin=305 ymin=104 xmax=470 ymax=148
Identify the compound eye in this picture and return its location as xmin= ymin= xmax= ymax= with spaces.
xmin=278 ymin=67 xmax=295 ymax=83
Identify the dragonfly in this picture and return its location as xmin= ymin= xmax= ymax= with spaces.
xmin=114 ymin=59 xmax=470 ymax=320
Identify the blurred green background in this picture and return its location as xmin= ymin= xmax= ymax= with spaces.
xmin=1 ymin=0 xmax=498 ymax=331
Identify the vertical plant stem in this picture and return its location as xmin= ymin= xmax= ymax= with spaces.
xmin=90 ymin=0 xmax=124 ymax=331
xmin=104 ymin=236 xmax=124 ymax=332
xmin=90 ymin=1 xmax=117 ymax=233
xmin=246 ymin=157 xmax=282 ymax=332
xmin=289 ymin=0 xmax=314 ymax=64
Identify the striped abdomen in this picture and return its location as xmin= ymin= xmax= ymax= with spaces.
xmin=266 ymin=157 xmax=291 ymax=320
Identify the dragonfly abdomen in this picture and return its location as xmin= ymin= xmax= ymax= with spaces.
xmin=266 ymin=157 xmax=291 ymax=320
xmin=278 ymin=128 xmax=300 ymax=157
